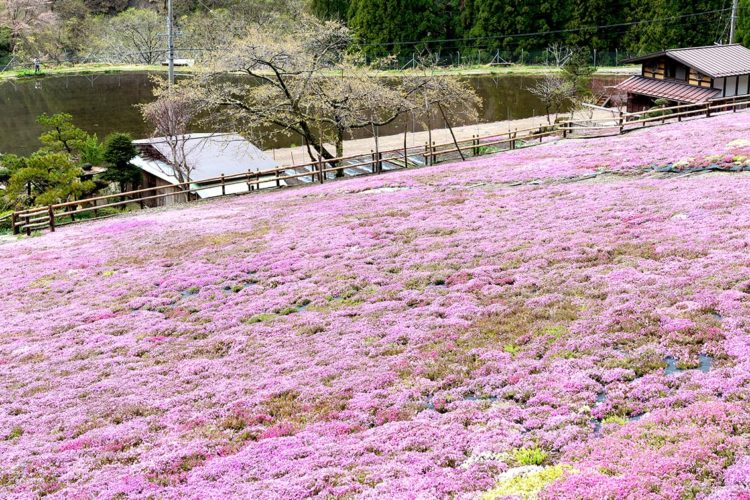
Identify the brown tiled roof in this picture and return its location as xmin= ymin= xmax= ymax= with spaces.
xmin=623 ymin=44 xmax=750 ymax=78
xmin=616 ymin=76 xmax=720 ymax=103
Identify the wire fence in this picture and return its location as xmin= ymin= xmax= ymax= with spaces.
xmin=0 ymin=46 xmax=637 ymax=74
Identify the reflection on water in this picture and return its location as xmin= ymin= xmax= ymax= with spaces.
xmin=0 ymin=72 xmax=624 ymax=156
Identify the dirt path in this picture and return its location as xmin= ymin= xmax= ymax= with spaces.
xmin=265 ymin=109 xmax=620 ymax=166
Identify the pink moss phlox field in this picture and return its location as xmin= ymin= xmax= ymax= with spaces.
xmin=3 ymin=113 xmax=750 ymax=498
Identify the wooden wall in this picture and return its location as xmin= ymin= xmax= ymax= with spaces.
xmin=641 ymin=56 xmax=711 ymax=88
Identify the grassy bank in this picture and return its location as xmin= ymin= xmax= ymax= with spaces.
xmin=0 ymin=62 xmax=638 ymax=82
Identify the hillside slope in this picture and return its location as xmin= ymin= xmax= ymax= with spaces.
xmin=3 ymin=115 xmax=750 ymax=498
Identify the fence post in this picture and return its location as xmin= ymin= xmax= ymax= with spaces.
xmin=256 ymin=172 xmax=261 ymax=191
xmin=247 ymin=169 xmax=253 ymax=191
xmin=25 ymin=214 xmax=31 ymax=236
xmin=319 ymin=154 xmax=325 ymax=184
xmin=562 ymin=124 xmax=568 ymax=139
xmin=220 ymin=174 xmax=226 ymax=196
xmin=619 ymin=110 xmax=624 ymax=134
xmin=706 ymin=102 xmax=711 ymax=118
xmin=276 ymin=170 xmax=281 ymax=188
xmin=11 ymin=212 xmax=18 ymax=235
xmin=48 ymin=206 xmax=55 ymax=232
xmin=733 ymin=97 xmax=737 ymax=113
xmin=424 ymin=142 xmax=430 ymax=166
xmin=403 ymin=142 xmax=408 ymax=168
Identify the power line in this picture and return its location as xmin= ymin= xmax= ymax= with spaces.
xmin=357 ymin=8 xmax=733 ymax=48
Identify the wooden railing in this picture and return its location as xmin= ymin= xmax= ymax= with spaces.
xmin=11 ymin=93 xmax=750 ymax=235
xmin=560 ymin=94 xmax=750 ymax=137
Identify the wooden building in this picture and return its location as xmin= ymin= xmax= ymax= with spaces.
xmin=618 ymin=44 xmax=750 ymax=113
xmin=131 ymin=133 xmax=282 ymax=207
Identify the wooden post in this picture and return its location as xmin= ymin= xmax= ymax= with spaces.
xmin=371 ymin=150 xmax=377 ymax=173
xmin=247 ymin=169 xmax=253 ymax=191
xmin=319 ymin=154 xmax=324 ymax=184
xmin=276 ymin=170 xmax=281 ymax=188
xmin=25 ymin=214 xmax=31 ymax=237
xmin=256 ymin=173 xmax=261 ymax=191
xmin=424 ymin=142 xmax=430 ymax=166
xmin=48 ymin=206 xmax=55 ymax=232
xmin=221 ymin=174 xmax=226 ymax=196
xmin=733 ymin=97 xmax=737 ymax=112
xmin=706 ymin=102 xmax=711 ymax=118
xmin=431 ymin=141 xmax=436 ymax=165
xmin=619 ymin=111 xmax=624 ymax=133
xmin=11 ymin=212 xmax=18 ymax=235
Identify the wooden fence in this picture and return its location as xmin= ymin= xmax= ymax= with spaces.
xmin=11 ymin=92 xmax=750 ymax=235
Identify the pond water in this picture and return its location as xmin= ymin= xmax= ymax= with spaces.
xmin=0 ymin=72 xmax=625 ymax=156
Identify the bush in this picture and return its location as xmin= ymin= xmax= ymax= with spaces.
xmin=102 ymin=133 xmax=140 ymax=192
xmin=513 ymin=447 xmax=548 ymax=466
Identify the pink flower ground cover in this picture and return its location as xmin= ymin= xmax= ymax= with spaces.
xmin=3 ymin=113 xmax=750 ymax=498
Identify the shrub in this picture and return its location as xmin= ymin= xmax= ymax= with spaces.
xmin=513 ymin=447 xmax=548 ymax=466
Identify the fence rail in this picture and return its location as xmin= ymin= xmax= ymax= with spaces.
xmin=12 ymin=93 xmax=750 ymax=235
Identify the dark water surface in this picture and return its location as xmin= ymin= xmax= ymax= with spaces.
xmin=0 ymin=72 xmax=624 ymax=156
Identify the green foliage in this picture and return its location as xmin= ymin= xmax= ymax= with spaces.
xmin=5 ymin=426 xmax=23 ymax=440
xmin=101 ymin=133 xmax=140 ymax=190
xmin=2 ymin=113 xmax=107 ymax=208
xmin=80 ymin=135 xmax=105 ymax=165
xmin=84 ymin=0 xmax=129 ymax=15
xmin=37 ymin=113 xmax=91 ymax=159
xmin=340 ymin=0 xmax=731 ymax=60
xmin=5 ymin=152 xmax=95 ymax=207
xmin=482 ymin=465 xmax=570 ymax=499
xmin=103 ymin=133 xmax=137 ymax=167
xmin=602 ymin=415 xmax=628 ymax=426
xmin=0 ymin=26 xmax=12 ymax=62
xmin=562 ymin=48 xmax=595 ymax=95
xmin=348 ymin=0 xmax=463 ymax=58
xmin=513 ymin=447 xmax=548 ymax=466
xmin=310 ymin=0 xmax=350 ymax=19
xmin=643 ymin=98 xmax=672 ymax=118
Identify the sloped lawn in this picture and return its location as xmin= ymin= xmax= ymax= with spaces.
xmin=2 ymin=113 xmax=750 ymax=498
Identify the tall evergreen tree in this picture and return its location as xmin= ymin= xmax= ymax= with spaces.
xmin=348 ymin=0 xmax=462 ymax=58
xmin=310 ymin=0 xmax=350 ymax=20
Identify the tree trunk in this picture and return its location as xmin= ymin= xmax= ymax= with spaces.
xmin=300 ymin=122 xmax=336 ymax=166
xmin=335 ymin=127 xmax=345 ymax=178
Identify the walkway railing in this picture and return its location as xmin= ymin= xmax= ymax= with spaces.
xmin=11 ymin=92 xmax=750 ymax=235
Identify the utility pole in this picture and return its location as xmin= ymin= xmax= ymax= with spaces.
xmin=167 ymin=0 xmax=175 ymax=85
xmin=730 ymin=0 xmax=739 ymax=44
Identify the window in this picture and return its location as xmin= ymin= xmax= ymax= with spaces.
xmin=665 ymin=62 xmax=676 ymax=79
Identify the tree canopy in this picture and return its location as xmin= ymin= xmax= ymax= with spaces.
xmin=342 ymin=0 xmax=735 ymax=59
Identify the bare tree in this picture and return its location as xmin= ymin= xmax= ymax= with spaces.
xmin=139 ymin=79 xmax=203 ymax=183
xmin=528 ymin=74 xmax=577 ymax=124
xmin=198 ymin=16 xmax=480 ymax=170
xmin=547 ymin=43 xmax=573 ymax=68
xmin=94 ymin=8 xmax=162 ymax=65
